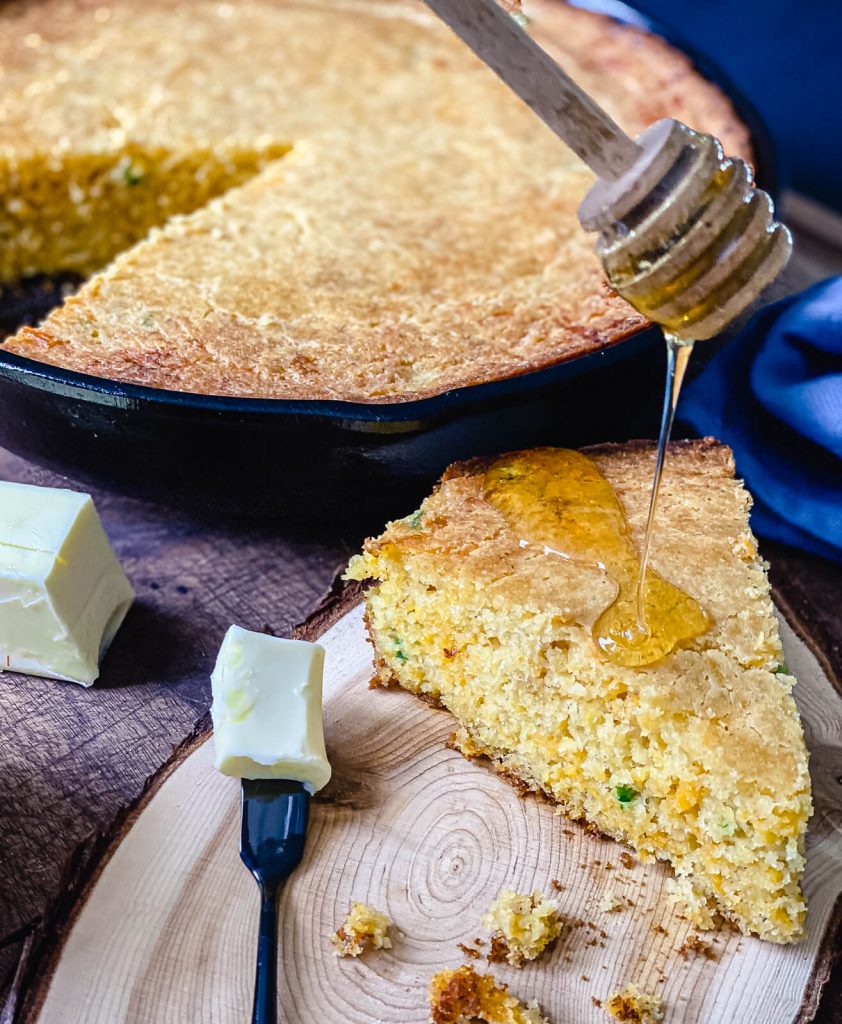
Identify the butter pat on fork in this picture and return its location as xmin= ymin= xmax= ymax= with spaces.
xmin=211 ymin=625 xmax=331 ymax=1024
xmin=211 ymin=625 xmax=331 ymax=790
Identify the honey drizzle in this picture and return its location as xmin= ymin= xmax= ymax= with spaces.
xmin=484 ymin=448 xmax=710 ymax=668
xmin=636 ymin=332 xmax=694 ymax=630
xmin=480 ymin=159 xmax=756 ymax=666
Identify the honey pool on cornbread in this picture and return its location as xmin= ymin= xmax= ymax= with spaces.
xmin=347 ymin=440 xmax=811 ymax=943
xmin=484 ymin=448 xmax=710 ymax=667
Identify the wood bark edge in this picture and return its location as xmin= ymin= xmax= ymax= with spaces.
xmin=8 ymin=574 xmax=840 ymax=1024
xmin=12 ymin=711 xmax=214 ymax=1024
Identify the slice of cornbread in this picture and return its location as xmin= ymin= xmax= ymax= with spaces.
xmin=430 ymin=966 xmax=549 ymax=1024
xmin=3 ymin=0 xmax=749 ymax=399
xmin=346 ymin=440 xmax=812 ymax=943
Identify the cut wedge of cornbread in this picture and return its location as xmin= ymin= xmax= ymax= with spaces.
xmin=346 ymin=440 xmax=812 ymax=942
xmin=430 ymin=966 xmax=549 ymax=1024
xmin=3 ymin=0 xmax=749 ymax=399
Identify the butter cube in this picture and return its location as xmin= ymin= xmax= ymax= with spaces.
xmin=0 ymin=481 xmax=134 ymax=685
xmin=211 ymin=625 xmax=331 ymax=793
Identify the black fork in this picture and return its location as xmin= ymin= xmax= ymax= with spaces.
xmin=239 ymin=779 xmax=311 ymax=1024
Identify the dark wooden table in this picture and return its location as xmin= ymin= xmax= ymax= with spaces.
xmin=1 ymin=200 xmax=840 ymax=1022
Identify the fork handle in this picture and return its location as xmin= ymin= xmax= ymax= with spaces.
xmin=252 ymin=885 xmax=280 ymax=1024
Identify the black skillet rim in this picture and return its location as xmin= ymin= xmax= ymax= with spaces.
xmin=0 ymin=0 xmax=780 ymax=428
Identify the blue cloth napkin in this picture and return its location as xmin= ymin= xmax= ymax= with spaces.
xmin=680 ymin=277 xmax=842 ymax=564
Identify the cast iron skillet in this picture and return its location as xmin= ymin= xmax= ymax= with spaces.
xmin=0 ymin=0 xmax=779 ymax=520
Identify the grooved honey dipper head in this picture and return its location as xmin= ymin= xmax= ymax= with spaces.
xmin=578 ymin=119 xmax=792 ymax=341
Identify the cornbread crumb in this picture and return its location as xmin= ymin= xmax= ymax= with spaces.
xmin=330 ymin=902 xmax=391 ymax=958
xmin=606 ymin=985 xmax=665 ymax=1023
xmin=620 ymin=853 xmax=636 ymax=870
xmin=481 ymin=890 xmax=561 ymax=967
xmin=678 ymin=934 xmax=717 ymax=961
xmin=429 ymin=966 xmax=549 ymax=1024
xmin=666 ymin=877 xmax=718 ymax=930
xmin=458 ymin=942 xmax=482 ymax=961
xmin=598 ymin=893 xmax=626 ymax=914
xmin=486 ymin=935 xmax=506 ymax=964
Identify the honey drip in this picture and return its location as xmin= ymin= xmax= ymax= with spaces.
xmin=482 ymin=149 xmax=765 ymax=665
xmin=636 ymin=332 xmax=695 ymax=627
xmin=484 ymin=448 xmax=710 ymax=667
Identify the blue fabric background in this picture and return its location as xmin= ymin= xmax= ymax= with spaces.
xmin=634 ymin=1 xmax=841 ymax=211
xmin=680 ymin=278 xmax=842 ymax=564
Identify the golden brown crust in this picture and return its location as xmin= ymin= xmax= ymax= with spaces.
xmin=431 ymin=966 xmax=490 ymax=1024
xmin=2 ymin=0 xmax=751 ymax=401
xmin=442 ymin=437 xmax=734 ymax=483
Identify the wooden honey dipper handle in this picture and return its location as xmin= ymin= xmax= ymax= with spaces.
xmin=422 ymin=0 xmax=793 ymax=339
xmin=422 ymin=0 xmax=642 ymax=181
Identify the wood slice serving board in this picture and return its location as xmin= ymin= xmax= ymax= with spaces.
xmin=21 ymin=591 xmax=842 ymax=1024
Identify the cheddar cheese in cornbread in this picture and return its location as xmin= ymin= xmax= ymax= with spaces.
xmin=3 ymin=0 xmax=749 ymax=400
xmin=346 ymin=441 xmax=812 ymax=943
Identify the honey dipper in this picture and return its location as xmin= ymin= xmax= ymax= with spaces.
xmin=423 ymin=0 xmax=792 ymax=337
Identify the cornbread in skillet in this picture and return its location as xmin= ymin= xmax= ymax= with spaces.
xmin=346 ymin=440 xmax=812 ymax=942
xmin=3 ymin=0 xmax=750 ymax=400
xmin=0 ymin=0 xmax=292 ymax=280
xmin=430 ymin=965 xmax=549 ymax=1024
